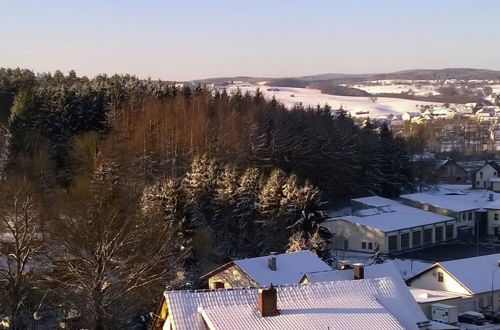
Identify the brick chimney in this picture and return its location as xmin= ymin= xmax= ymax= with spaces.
xmin=353 ymin=263 xmax=364 ymax=280
xmin=268 ymin=252 xmax=277 ymax=271
xmin=258 ymin=285 xmax=279 ymax=317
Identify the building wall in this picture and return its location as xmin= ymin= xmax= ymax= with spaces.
xmin=493 ymin=182 xmax=500 ymax=192
xmin=409 ymin=266 xmax=470 ymax=295
xmin=474 ymin=163 xmax=499 ymax=189
xmin=486 ymin=209 xmax=500 ymax=236
xmin=436 ymin=162 xmax=468 ymax=184
xmin=208 ymin=264 xmax=258 ymax=289
xmin=325 ymin=219 xmax=457 ymax=255
xmin=323 ymin=219 xmax=387 ymax=253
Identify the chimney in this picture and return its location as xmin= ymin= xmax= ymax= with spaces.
xmin=268 ymin=253 xmax=277 ymax=271
xmin=258 ymin=285 xmax=279 ymax=317
xmin=353 ymin=263 xmax=365 ymax=280
xmin=490 ymin=193 xmax=494 ymax=201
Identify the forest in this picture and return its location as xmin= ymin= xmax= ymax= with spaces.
xmin=0 ymin=68 xmax=411 ymax=329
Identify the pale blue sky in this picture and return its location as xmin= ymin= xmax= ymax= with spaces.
xmin=1 ymin=0 xmax=499 ymax=80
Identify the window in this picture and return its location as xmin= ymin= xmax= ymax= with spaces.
xmin=362 ymin=242 xmax=367 ymax=249
xmin=456 ymin=176 xmax=461 ymax=181
xmin=468 ymin=212 xmax=472 ymax=221
xmin=368 ymin=242 xmax=373 ymax=250
xmin=214 ymin=281 xmax=225 ymax=289
xmin=401 ymin=233 xmax=410 ymax=250
xmin=412 ymin=231 xmax=421 ymax=247
xmin=435 ymin=226 xmax=444 ymax=242
xmin=388 ymin=235 xmax=398 ymax=252
xmin=438 ymin=272 xmax=444 ymax=282
xmin=477 ymin=181 xmax=480 ymax=186
xmin=423 ymin=228 xmax=433 ymax=245
xmin=446 ymin=224 xmax=454 ymax=240
xmin=495 ymin=172 xmax=498 ymax=177
xmin=495 ymin=213 xmax=499 ymax=221
xmin=344 ymin=240 xmax=349 ymax=250
xmin=462 ymin=213 xmax=467 ymax=221
xmin=480 ymin=172 xmax=484 ymax=179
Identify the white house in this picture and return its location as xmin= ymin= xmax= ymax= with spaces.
xmin=153 ymin=275 xmax=430 ymax=330
xmin=200 ymin=250 xmax=332 ymax=289
xmin=300 ymin=262 xmax=464 ymax=320
xmin=471 ymin=161 xmax=500 ymax=189
xmin=323 ymin=196 xmax=456 ymax=255
xmin=407 ymin=253 xmax=500 ymax=312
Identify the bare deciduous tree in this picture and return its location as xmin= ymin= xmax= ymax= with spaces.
xmin=46 ymin=164 xmax=187 ymax=329
xmin=0 ymin=179 xmax=42 ymax=329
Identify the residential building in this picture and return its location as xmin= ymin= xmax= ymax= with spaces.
xmin=483 ymin=198 xmax=500 ymax=236
xmin=323 ymin=196 xmax=456 ymax=255
xmin=200 ymin=250 xmax=332 ymax=289
xmin=407 ymin=253 xmax=500 ymax=312
xmin=400 ymin=193 xmax=478 ymax=238
xmin=152 ymin=275 xmax=430 ymax=330
xmin=300 ymin=262 xmax=463 ymax=320
xmin=434 ymin=159 xmax=468 ymax=184
xmin=471 ymin=160 xmax=500 ymax=189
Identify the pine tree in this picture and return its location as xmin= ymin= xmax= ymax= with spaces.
xmin=231 ymin=167 xmax=261 ymax=257
xmin=257 ymin=169 xmax=286 ymax=253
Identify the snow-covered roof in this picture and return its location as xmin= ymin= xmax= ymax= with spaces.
xmin=338 ymin=197 xmax=453 ymax=232
xmin=401 ymin=188 xmax=500 ymax=212
xmin=409 ymin=287 xmax=463 ymax=304
xmin=202 ymin=250 xmax=332 ymax=286
xmin=412 ymin=253 xmax=500 ymax=294
xmin=400 ymin=192 xmax=479 ymax=212
xmin=164 ymin=277 xmax=427 ymax=330
xmin=491 ymin=178 xmax=500 ymax=182
xmin=439 ymin=253 xmax=500 ymax=294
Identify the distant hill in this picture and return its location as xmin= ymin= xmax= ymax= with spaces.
xmin=198 ymin=68 xmax=500 ymax=85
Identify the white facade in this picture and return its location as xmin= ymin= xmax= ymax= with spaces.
xmin=325 ymin=218 xmax=457 ymax=255
xmin=474 ymin=163 xmax=499 ymax=189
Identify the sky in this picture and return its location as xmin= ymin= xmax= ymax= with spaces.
xmin=1 ymin=0 xmax=499 ymax=81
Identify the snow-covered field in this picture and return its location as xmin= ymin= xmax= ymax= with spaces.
xmin=352 ymin=83 xmax=440 ymax=96
xmin=228 ymin=86 xmax=443 ymax=117
xmin=489 ymin=84 xmax=500 ymax=94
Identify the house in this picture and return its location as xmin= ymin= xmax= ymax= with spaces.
xmin=407 ymin=253 xmax=500 ymax=312
xmin=471 ymin=160 xmax=500 ymax=189
xmin=434 ymin=159 xmax=468 ymax=184
xmin=400 ymin=193 xmax=478 ymax=236
xmin=402 ymin=111 xmax=422 ymax=122
xmin=152 ymin=275 xmax=430 ymax=330
xmin=200 ymin=250 xmax=332 ymax=289
xmin=300 ymin=262 xmax=463 ymax=320
xmin=483 ymin=198 xmax=500 ymax=236
xmin=324 ymin=196 xmax=456 ymax=255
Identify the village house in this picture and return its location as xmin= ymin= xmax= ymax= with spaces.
xmin=323 ymin=196 xmax=457 ymax=255
xmin=399 ymin=193 xmax=478 ymax=238
xmin=471 ymin=160 xmax=500 ymax=190
xmin=152 ymin=273 xmax=431 ymax=330
xmin=483 ymin=198 xmax=500 ymax=237
xmin=434 ymin=159 xmax=468 ymax=184
xmin=407 ymin=253 xmax=500 ymax=313
xmin=200 ymin=250 xmax=332 ymax=290
xmin=300 ymin=262 xmax=463 ymax=320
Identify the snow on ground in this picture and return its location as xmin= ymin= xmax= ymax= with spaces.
xmin=353 ymin=84 xmax=440 ymax=96
xmin=228 ymin=86 xmax=443 ymax=117
xmin=489 ymin=84 xmax=500 ymax=94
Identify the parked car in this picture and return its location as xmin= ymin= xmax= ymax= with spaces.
xmin=458 ymin=311 xmax=486 ymax=325
xmin=482 ymin=310 xmax=500 ymax=324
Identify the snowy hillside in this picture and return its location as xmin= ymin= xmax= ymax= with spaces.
xmin=228 ymin=86 xmax=443 ymax=117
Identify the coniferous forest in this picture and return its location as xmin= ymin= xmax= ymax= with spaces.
xmin=0 ymin=68 xmax=411 ymax=329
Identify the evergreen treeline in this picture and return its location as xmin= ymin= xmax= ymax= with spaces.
xmin=0 ymin=68 xmax=411 ymax=201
